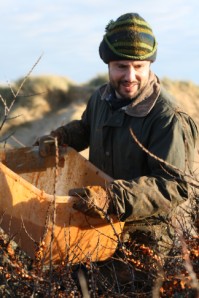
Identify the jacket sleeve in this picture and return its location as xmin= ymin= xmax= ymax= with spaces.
xmin=108 ymin=112 xmax=198 ymax=222
xmin=51 ymin=103 xmax=92 ymax=152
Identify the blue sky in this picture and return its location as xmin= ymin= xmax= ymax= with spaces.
xmin=0 ymin=0 xmax=199 ymax=85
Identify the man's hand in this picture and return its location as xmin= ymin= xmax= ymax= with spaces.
xmin=33 ymin=135 xmax=57 ymax=157
xmin=69 ymin=185 xmax=110 ymax=219
xmin=33 ymin=127 xmax=66 ymax=157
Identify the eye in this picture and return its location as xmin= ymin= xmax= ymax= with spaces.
xmin=134 ymin=64 xmax=143 ymax=70
xmin=117 ymin=64 xmax=126 ymax=69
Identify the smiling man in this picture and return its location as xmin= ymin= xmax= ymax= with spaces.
xmin=35 ymin=13 xmax=198 ymax=295
xmin=109 ymin=60 xmax=151 ymax=99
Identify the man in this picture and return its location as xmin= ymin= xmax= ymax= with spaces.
xmin=35 ymin=13 xmax=198 ymax=295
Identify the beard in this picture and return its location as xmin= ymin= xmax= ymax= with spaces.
xmin=110 ymin=79 xmax=144 ymax=100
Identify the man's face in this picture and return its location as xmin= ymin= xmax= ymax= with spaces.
xmin=108 ymin=60 xmax=151 ymax=100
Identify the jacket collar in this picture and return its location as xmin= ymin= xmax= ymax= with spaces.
xmin=100 ymin=71 xmax=161 ymax=117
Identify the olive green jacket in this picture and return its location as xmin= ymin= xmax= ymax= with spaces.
xmin=54 ymin=82 xmax=198 ymax=248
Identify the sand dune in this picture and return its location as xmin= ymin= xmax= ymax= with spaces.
xmin=0 ymin=75 xmax=198 ymax=166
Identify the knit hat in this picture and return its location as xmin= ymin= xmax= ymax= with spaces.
xmin=99 ymin=13 xmax=157 ymax=64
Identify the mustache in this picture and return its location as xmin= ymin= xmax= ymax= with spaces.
xmin=120 ymin=80 xmax=139 ymax=86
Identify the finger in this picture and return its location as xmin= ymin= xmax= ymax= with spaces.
xmin=73 ymin=201 xmax=89 ymax=213
xmin=39 ymin=143 xmax=54 ymax=157
xmin=39 ymin=145 xmax=50 ymax=157
xmin=69 ymin=188 xmax=88 ymax=197
xmin=32 ymin=139 xmax=39 ymax=146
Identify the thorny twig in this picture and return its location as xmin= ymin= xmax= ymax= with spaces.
xmin=0 ymin=53 xmax=43 ymax=132
xmin=49 ymin=138 xmax=59 ymax=273
xmin=130 ymin=128 xmax=199 ymax=189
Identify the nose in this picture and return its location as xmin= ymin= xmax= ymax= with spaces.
xmin=124 ymin=66 xmax=136 ymax=82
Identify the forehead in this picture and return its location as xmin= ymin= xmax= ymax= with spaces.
xmin=109 ymin=60 xmax=149 ymax=66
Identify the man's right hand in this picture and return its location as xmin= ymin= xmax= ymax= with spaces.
xmin=33 ymin=126 xmax=67 ymax=157
xmin=33 ymin=135 xmax=57 ymax=157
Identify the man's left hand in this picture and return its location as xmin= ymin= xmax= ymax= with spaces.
xmin=69 ymin=185 xmax=110 ymax=219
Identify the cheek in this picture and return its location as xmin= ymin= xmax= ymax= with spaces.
xmin=137 ymin=70 xmax=150 ymax=83
xmin=142 ymin=69 xmax=150 ymax=77
xmin=109 ymin=70 xmax=121 ymax=82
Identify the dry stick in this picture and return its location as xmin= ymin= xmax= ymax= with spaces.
xmin=0 ymin=94 xmax=9 ymax=115
xmin=130 ymin=128 xmax=199 ymax=295
xmin=27 ymin=139 xmax=59 ymax=296
xmin=0 ymin=131 xmax=15 ymax=143
xmin=77 ymin=269 xmax=90 ymax=298
xmin=0 ymin=114 xmax=27 ymax=146
xmin=20 ymin=216 xmax=37 ymax=244
xmin=48 ymin=137 xmax=59 ymax=295
xmin=9 ymin=53 xmax=43 ymax=103
xmin=130 ymin=128 xmax=199 ymax=189
xmin=152 ymin=266 xmax=165 ymax=298
xmin=0 ymin=53 xmax=43 ymax=132
xmin=10 ymin=135 xmax=26 ymax=147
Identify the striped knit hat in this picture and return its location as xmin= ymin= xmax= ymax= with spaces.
xmin=99 ymin=13 xmax=157 ymax=63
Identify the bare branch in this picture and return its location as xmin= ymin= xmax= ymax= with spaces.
xmin=0 ymin=53 xmax=43 ymax=135
xmin=130 ymin=128 xmax=199 ymax=188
